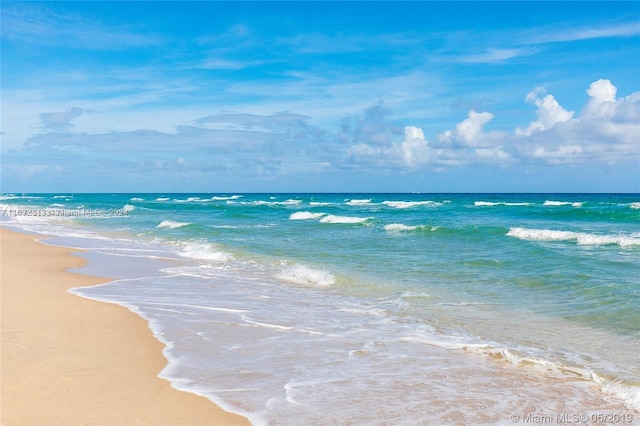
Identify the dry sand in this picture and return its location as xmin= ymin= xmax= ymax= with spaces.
xmin=1 ymin=227 xmax=250 ymax=425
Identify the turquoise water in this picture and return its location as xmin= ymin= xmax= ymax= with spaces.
xmin=2 ymin=193 xmax=639 ymax=424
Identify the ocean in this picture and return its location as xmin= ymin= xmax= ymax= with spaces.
xmin=2 ymin=193 xmax=639 ymax=424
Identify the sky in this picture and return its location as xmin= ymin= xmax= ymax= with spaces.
xmin=1 ymin=1 xmax=639 ymax=193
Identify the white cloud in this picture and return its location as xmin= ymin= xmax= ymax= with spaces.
xmin=527 ymin=22 xmax=640 ymax=44
xmin=346 ymin=121 xmax=431 ymax=169
xmin=516 ymin=79 xmax=639 ymax=165
xmin=516 ymin=90 xmax=574 ymax=136
xmin=456 ymin=48 xmax=531 ymax=64
xmin=401 ymin=126 xmax=429 ymax=167
xmin=584 ymin=78 xmax=617 ymax=119
xmin=433 ymin=79 xmax=638 ymax=168
xmin=453 ymin=110 xmax=495 ymax=145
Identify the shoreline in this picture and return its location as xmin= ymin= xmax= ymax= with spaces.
xmin=0 ymin=227 xmax=250 ymax=425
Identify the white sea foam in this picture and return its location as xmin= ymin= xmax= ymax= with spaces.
xmin=211 ymin=195 xmax=243 ymax=201
xmin=383 ymin=200 xmax=442 ymax=209
xmin=319 ymin=215 xmax=371 ymax=224
xmin=156 ymin=197 xmax=170 ymax=201
xmin=384 ymin=223 xmax=432 ymax=232
xmin=174 ymin=197 xmax=206 ymax=203
xmin=289 ymin=211 xmax=327 ymax=220
xmin=544 ymin=200 xmax=583 ymax=207
xmin=630 ymin=202 xmax=640 ymax=209
xmin=245 ymin=199 xmax=302 ymax=206
xmin=50 ymin=203 xmax=65 ymax=207
xmin=275 ymin=264 xmax=336 ymax=287
xmin=591 ymin=371 xmax=640 ymax=411
xmin=157 ymin=220 xmax=192 ymax=229
xmin=474 ymin=201 xmax=532 ymax=207
xmin=507 ymin=227 xmax=640 ymax=247
xmin=130 ymin=197 xmax=145 ymax=201
xmin=346 ymin=199 xmax=372 ymax=205
xmin=122 ymin=204 xmax=135 ymax=212
xmin=0 ymin=195 xmax=42 ymax=200
xmin=178 ymin=242 xmax=232 ymax=262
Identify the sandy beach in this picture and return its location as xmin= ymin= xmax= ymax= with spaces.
xmin=0 ymin=227 xmax=250 ymax=425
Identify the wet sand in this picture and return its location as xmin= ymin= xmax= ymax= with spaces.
xmin=0 ymin=227 xmax=250 ymax=425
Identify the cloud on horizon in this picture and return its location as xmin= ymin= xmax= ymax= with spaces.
xmin=344 ymin=79 xmax=639 ymax=170
xmin=2 ymin=79 xmax=638 ymax=192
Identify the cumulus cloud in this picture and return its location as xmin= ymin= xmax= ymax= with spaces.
xmin=346 ymin=126 xmax=431 ymax=169
xmin=516 ymin=89 xmax=574 ymax=136
xmin=583 ymin=78 xmax=618 ymax=119
xmin=343 ymin=105 xmax=431 ymax=169
xmin=401 ymin=126 xmax=429 ymax=167
xmin=515 ymin=79 xmax=639 ymax=164
xmin=452 ymin=110 xmax=495 ymax=145
xmin=428 ymin=79 xmax=638 ymax=168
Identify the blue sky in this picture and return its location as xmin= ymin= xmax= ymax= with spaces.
xmin=1 ymin=1 xmax=639 ymax=193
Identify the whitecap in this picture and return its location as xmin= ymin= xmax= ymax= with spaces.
xmin=384 ymin=223 xmax=419 ymax=231
xmin=506 ymin=227 xmax=640 ymax=247
xmin=157 ymin=220 xmax=192 ymax=229
xmin=544 ymin=200 xmax=583 ymax=207
xmin=346 ymin=199 xmax=372 ymax=205
xmin=319 ymin=215 xmax=371 ymax=224
xmin=178 ymin=242 xmax=232 ymax=262
xmin=289 ymin=211 xmax=327 ymax=220
xmin=474 ymin=201 xmax=532 ymax=207
xmin=275 ymin=264 xmax=336 ymax=287
xmin=211 ymin=195 xmax=243 ymax=201
xmin=383 ymin=201 xmax=442 ymax=209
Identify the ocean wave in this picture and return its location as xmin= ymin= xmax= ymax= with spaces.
xmin=591 ymin=371 xmax=640 ymax=411
xmin=275 ymin=263 xmax=336 ymax=287
xmin=174 ymin=197 xmax=209 ymax=203
xmin=346 ymin=199 xmax=372 ymax=205
xmin=474 ymin=201 xmax=532 ymax=207
xmin=630 ymin=202 xmax=640 ymax=209
xmin=401 ymin=335 xmax=639 ymax=410
xmin=383 ymin=201 xmax=442 ymax=209
xmin=130 ymin=197 xmax=145 ymax=201
xmin=319 ymin=215 xmax=372 ymax=224
xmin=156 ymin=197 xmax=170 ymax=201
xmin=544 ymin=200 xmax=583 ymax=207
xmin=178 ymin=241 xmax=232 ymax=262
xmin=384 ymin=223 xmax=432 ymax=232
xmin=0 ymin=195 xmax=42 ymax=200
xmin=211 ymin=195 xmax=243 ymax=201
xmin=507 ymin=227 xmax=640 ymax=247
xmin=242 ymin=199 xmax=302 ymax=206
xmin=289 ymin=211 xmax=327 ymax=220
xmin=157 ymin=220 xmax=192 ymax=229
xmin=122 ymin=204 xmax=135 ymax=212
